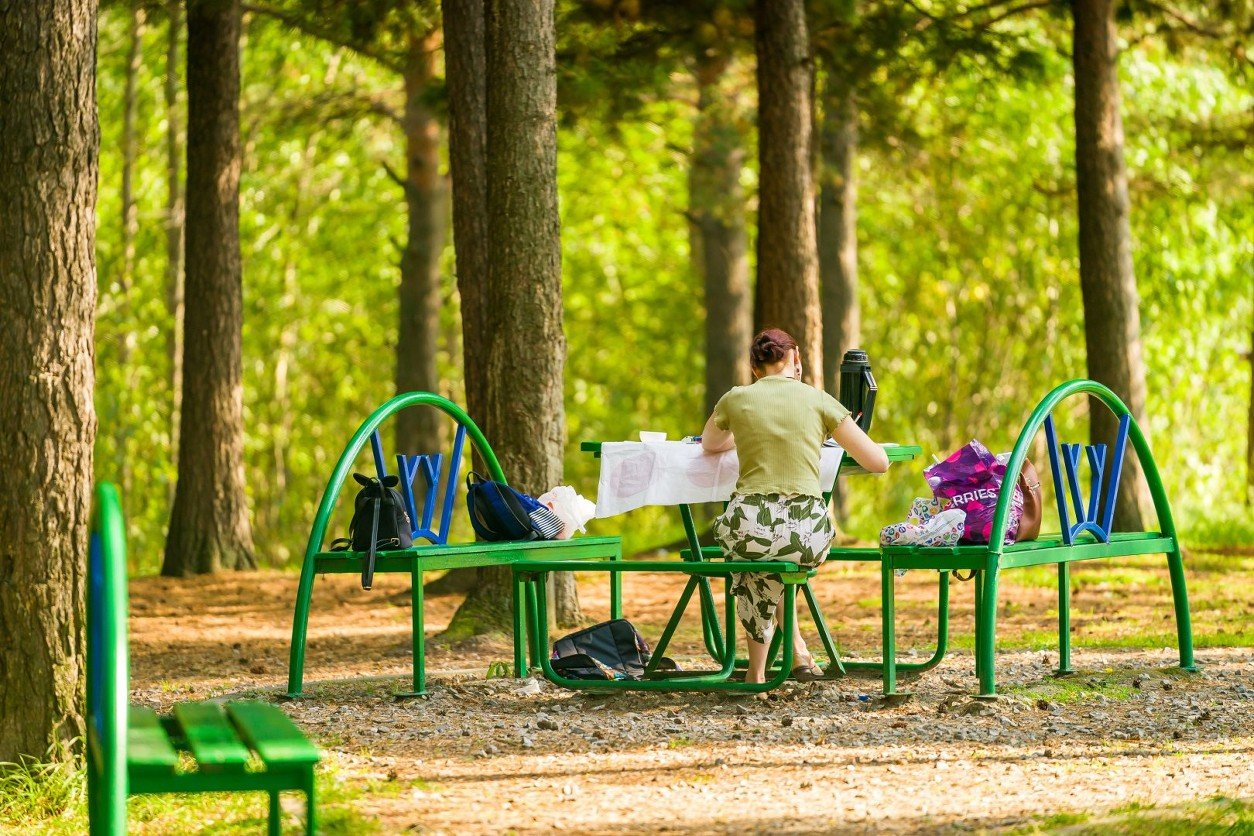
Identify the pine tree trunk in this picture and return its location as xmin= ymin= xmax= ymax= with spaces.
xmin=117 ymin=1 xmax=145 ymax=500
xmin=166 ymin=0 xmax=185 ymax=496
xmin=818 ymin=81 xmax=860 ymax=393
xmin=0 ymin=0 xmax=97 ymax=763
xmin=441 ymin=0 xmax=493 ymax=606
xmin=1247 ymin=327 xmax=1253 ymax=506
xmin=395 ymin=29 xmax=447 ymax=459
xmin=164 ymin=0 xmax=257 ymax=575
xmin=447 ymin=0 xmax=580 ymax=634
xmin=1072 ymin=0 xmax=1153 ymax=531
xmin=691 ymin=53 xmax=752 ymax=417
xmin=754 ymin=0 xmax=823 ymax=384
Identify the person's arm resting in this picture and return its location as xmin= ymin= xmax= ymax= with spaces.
xmin=832 ymin=416 xmax=889 ymax=473
xmin=702 ymin=403 xmax=734 ymax=453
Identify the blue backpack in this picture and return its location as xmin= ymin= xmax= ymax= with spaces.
xmin=466 ymin=473 xmax=563 ymax=542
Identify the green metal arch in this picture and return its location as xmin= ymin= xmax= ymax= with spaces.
xmin=988 ymin=379 xmax=1176 ymax=555
xmin=299 ymin=392 xmax=506 ymax=566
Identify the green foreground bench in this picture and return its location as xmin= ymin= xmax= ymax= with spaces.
xmin=88 ymin=484 xmax=319 ymax=835
xmin=286 ymin=392 xmax=622 ymax=698
xmin=880 ymin=379 xmax=1196 ymax=697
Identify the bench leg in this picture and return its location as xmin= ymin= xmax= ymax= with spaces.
xmin=610 ymin=548 xmax=623 ymax=621
xmin=645 ymin=576 xmax=700 ymax=675
xmin=800 ymin=580 xmax=844 ymax=676
xmin=1166 ymin=543 xmax=1196 ymax=671
xmin=402 ymin=564 xmax=426 ymax=696
xmin=1056 ymin=562 xmax=1074 ymax=675
xmin=268 ymin=790 xmax=281 ymax=836
xmin=526 ymin=578 xmax=541 ymax=669
xmin=972 ymin=570 xmax=984 ymax=683
xmin=976 ymin=566 xmax=999 ymax=697
xmin=512 ymin=573 xmax=527 ymax=677
xmin=287 ymin=555 xmax=320 ymax=698
xmin=881 ymin=554 xmax=897 ymax=695
xmin=304 ymin=767 xmax=317 ymax=835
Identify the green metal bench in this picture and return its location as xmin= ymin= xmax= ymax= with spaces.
xmin=879 ymin=379 xmax=1196 ymax=697
xmin=286 ymin=392 xmax=622 ymax=698
xmin=88 ymin=484 xmax=319 ymax=835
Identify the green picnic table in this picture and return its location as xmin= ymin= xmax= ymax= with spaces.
xmin=514 ymin=440 xmax=951 ymax=692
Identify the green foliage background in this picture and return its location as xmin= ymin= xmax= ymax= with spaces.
xmin=93 ymin=8 xmax=1252 ymax=574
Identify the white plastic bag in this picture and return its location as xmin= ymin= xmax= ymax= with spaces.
xmin=536 ymin=486 xmax=597 ymax=540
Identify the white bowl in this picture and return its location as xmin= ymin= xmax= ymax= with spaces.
xmin=639 ymin=431 xmax=668 ymax=443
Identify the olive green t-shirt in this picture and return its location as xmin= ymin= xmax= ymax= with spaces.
xmin=711 ymin=376 xmax=852 ymax=498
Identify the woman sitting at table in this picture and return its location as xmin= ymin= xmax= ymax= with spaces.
xmin=702 ymin=328 xmax=888 ymax=683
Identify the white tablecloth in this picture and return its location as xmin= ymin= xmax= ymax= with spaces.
xmin=594 ymin=441 xmax=845 ymax=518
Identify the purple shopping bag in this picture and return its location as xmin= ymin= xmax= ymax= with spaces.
xmin=924 ymin=440 xmax=1022 ymax=545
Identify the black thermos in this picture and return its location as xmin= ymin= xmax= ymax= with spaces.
xmin=838 ymin=349 xmax=877 ymax=432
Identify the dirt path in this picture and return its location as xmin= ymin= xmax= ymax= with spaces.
xmin=128 ymin=565 xmax=1252 ymax=833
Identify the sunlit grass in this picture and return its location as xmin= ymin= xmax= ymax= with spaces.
xmin=0 ymin=758 xmax=375 ymax=835
xmin=1009 ymin=795 xmax=1253 ymax=834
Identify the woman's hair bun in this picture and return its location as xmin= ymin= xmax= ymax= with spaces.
xmin=750 ymin=328 xmax=798 ymax=370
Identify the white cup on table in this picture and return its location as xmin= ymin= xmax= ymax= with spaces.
xmin=639 ymin=431 xmax=667 ymax=443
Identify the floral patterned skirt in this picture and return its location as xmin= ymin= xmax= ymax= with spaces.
xmin=712 ymin=493 xmax=833 ymax=643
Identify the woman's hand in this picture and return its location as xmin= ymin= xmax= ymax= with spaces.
xmin=831 ymin=416 xmax=889 ymax=473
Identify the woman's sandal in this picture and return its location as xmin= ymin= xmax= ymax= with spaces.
xmin=790 ymin=662 xmax=825 ymax=682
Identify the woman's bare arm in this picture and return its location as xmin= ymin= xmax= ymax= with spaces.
xmin=701 ymin=412 xmax=735 ymax=453
xmin=832 ymin=417 xmax=889 ymax=473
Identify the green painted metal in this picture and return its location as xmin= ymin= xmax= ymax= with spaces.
xmin=88 ymin=484 xmax=129 ymax=836
xmin=1057 ymin=562 xmax=1073 ymax=675
xmin=286 ymin=392 xmax=624 ymax=699
xmin=225 ymin=703 xmax=321 ymax=766
xmin=877 ymin=379 xmax=1195 ymax=698
xmin=172 ymin=702 xmax=252 ymax=771
xmin=88 ymin=484 xmax=319 ymax=835
xmin=571 ymin=440 xmax=930 ymax=692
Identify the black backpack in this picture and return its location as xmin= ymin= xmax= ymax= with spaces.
xmin=330 ymin=473 xmax=413 ymax=590
xmin=550 ymin=619 xmax=677 ymax=681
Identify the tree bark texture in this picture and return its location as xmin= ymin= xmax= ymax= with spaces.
xmin=754 ymin=0 xmax=823 ymax=385
xmin=395 ymin=29 xmax=448 ymax=459
xmin=1247 ymin=327 xmax=1253 ymax=506
xmin=444 ymin=0 xmax=490 ymax=434
xmin=115 ymin=1 xmax=146 ymax=499
xmin=164 ymin=0 xmax=257 ymax=575
xmin=1072 ymin=0 xmax=1153 ymax=531
xmin=166 ymin=0 xmax=186 ymax=490
xmin=447 ymin=0 xmax=581 ymax=632
xmin=0 ymin=0 xmax=98 ymax=763
xmin=434 ymin=0 xmax=490 ymax=602
xmin=818 ymin=81 xmax=860 ymax=394
xmin=691 ymin=53 xmax=752 ymax=417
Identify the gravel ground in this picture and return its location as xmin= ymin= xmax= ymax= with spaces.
xmin=127 ymin=570 xmax=1252 ymax=833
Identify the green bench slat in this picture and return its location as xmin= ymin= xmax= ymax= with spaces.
xmin=127 ymin=706 xmax=178 ymax=777
xmin=225 ymin=701 xmax=320 ymax=767
xmin=172 ymin=702 xmax=252 ymax=771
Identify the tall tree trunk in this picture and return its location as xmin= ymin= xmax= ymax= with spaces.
xmin=816 ymin=74 xmax=860 ymax=523
xmin=754 ymin=0 xmax=823 ymax=384
xmin=166 ymin=0 xmax=185 ymax=501
xmin=440 ymin=0 xmax=492 ymax=602
xmin=164 ymin=0 xmax=256 ymax=575
xmin=0 ymin=0 xmax=97 ymax=763
xmin=818 ymin=81 xmax=860 ymax=394
xmin=1247 ymin=326 xmax=1253 ymax=506
xmin=1072 ymin=0 xmax=1152 ymax=531
xmin=691 ymin=53 xmax=752 ymax=417
xmin=116 ymin=2 xmax=145 ymax=500
xmin=395 ymin=29 xmax=447 ymax=458
xmin=447 ymin=0 xmax=580 ymax=634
